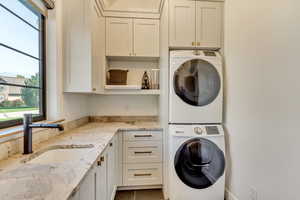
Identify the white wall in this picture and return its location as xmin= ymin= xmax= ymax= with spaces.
xmin=46 ymin=0 xmax=89 ymax=121
xmin=89 ymin=95 xmax=159 ymax=116
xmin=224 ymin=0 xmax=300 ymax=199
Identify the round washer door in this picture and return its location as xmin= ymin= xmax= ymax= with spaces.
xmin=173 ymin=59 xmax=221 ymax=106
xmin=174 ymin=138 xmax=225 ymax=189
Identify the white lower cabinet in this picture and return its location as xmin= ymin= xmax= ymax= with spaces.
xmin=96 ymin=153 xmax=107 ymax=200
xmin=124 ymin=141 xmax=162 ymax=163
xmin=80 ymin=166 xmax=96 ymax=200
xmin=123 ymin=163 xmax=163 ymax=186
xmin=107 ymin=138 xmax=117 ymax=200
xmin=69 ymin=166 xmax=97 ymax=200
xmin=69 ymin=136 xmax=117 ymax=200
xmin=122 ymin=130 xmax=163 ymax=187
xmin=69 ymin=130 xmax=163 ymax=200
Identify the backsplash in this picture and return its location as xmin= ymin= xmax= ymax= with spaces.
xmin=0 ymin=117 xmax=89 ymax=161
xmin=89 ymin=115 xmax=158 ymax=123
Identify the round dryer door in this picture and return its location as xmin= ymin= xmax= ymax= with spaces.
xmin=173 ymin=59 xmax=221 ymax=106
xmin=174 ymin=138 xmax=225 ymax=189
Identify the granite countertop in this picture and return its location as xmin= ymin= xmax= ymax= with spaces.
xmin=0 ymin=122 xmax=162 ymax=200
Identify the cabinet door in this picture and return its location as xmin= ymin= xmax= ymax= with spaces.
xmin=63 ymin=0 xmax=92 ymax=92
xmin=96 ymin=154 xmax=107 ymax=200
xmin=107 ymin=140 xmax=116 ymax=200
xmin=91 ymin=1 xmax=105 ymax=93
xmin=169 ymin=0 xmax=196 ymax=48
xmin=133 ymin=19 xmax=160 ymax=57
xmin=106 ymin=18 xmax=133 ymax=56
xmin=196 ymin=1 xmax=222 ymax=48
xmin=68 ymin=190 xmax=80 ymax=200
xmin=79 ymin=167 xmax=96 ymax=200
xmin=116 ymin=133 xmax=123 ymax=186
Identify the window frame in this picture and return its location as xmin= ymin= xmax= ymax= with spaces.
xmin=0 ymin=1 xmax=46 ymax=129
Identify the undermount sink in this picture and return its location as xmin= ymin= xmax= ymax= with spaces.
xmin=21 ymin=144 xmax=94 ymax=164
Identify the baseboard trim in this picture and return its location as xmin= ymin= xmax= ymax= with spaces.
xmin=226 ymin=189 xmax=239 ymax=200
xmin=117 ymin=185 xmax=163 ymax=191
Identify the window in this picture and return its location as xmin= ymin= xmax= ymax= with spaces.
xmin=0 ymin=0 xmax=46 ymax=128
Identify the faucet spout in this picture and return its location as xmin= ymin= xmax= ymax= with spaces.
xmin=23 ymin=114 xmax=64 ymax=155
xmin=29 ymin=124 xmax=64 ymax=131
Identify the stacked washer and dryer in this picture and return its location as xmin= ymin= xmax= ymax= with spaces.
xmin=168 ymin=50 xmax=226 ymax=200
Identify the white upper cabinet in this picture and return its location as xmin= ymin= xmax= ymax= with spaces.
xmin=169 ymin=0 xmax=196 ymax=48
xmin=169 ymin=0 xmax=223 ymax=49
xmin=106 ymin=17 xmax=160 ymax=58
xmin=134 ymin=19 xmax=160 ymax=57
xmin=196 ymin=1 xmax=222 ymax=48
xmin=106 ymin=18 xmax=133 ymax=57
xmin=63 ymin=0 xmax=105 ymax=93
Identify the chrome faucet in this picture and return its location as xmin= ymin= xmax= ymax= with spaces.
xmin=23 ymin=114 xmax=64 ymax=154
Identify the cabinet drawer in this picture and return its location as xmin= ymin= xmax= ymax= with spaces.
xmin=123 ymin=163 xmax=162 ymax=186
xmin=124 ymin=131 xmax=162 ymax=141
xmin=124 ymin=141 xmax=162 ymax=163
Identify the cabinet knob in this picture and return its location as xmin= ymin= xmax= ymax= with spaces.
xmin=109 ymin=142 xmax=113 ymax=147
xmin=197 ymin=42 xmax=201 ymax=46
xmin=100 ymin=156 xmax=104 ymax=162
xmin=92 ymin=88 xmax=96 ymax=91
xmin=192 ymin=42 xmax=196 ymax=46
xmin=97 ymin=160 xmax=101 ymax=166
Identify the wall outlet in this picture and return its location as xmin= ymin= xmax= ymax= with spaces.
xmin=249 ymin=187 xmax=258 ymax=200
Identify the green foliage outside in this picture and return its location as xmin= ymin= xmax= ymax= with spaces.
xmin=0 ymin=74 xmax=40 ymax=111
xmin=0 ymin=99 xmax=24 ymax=108
xmin=21 ymin=73 xmax=40 ymax=108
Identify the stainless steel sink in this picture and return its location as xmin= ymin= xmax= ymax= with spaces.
xmin=21 ymin=144 xmax=94 ymax=164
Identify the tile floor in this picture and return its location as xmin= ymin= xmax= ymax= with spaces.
xmin=115 ymin=189 xmax=164 ymax=200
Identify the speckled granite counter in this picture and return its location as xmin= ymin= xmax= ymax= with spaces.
xmin=0 ymin=122 xmax=162 ymax=200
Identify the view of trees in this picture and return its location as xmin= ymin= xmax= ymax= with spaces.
xmin=21 ymin=73 xmax=40 ymax=108
xmin=0 ymin=73 xmax=40 ymax=108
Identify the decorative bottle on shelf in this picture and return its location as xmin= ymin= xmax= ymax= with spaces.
xmin=141 ymin=71 xmax=150 ymax=89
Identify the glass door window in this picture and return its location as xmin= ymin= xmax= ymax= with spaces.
xmin=174 ymin=138 xmax=225 ymax=189
xmin=173 ymin=59 xmax=221 ymax=106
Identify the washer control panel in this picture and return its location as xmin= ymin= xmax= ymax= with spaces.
xmin=206 ymin=126 xmax=220 ymax=135
xmin=170 ymin=125 xmax=224 ymax=137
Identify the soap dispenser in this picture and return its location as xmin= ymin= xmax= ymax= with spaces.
xmin=141 ymin=71 xmax=150 ymax=89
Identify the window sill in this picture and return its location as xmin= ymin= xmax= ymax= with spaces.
xmin=0 ymin=119 xmax=65 ymax=144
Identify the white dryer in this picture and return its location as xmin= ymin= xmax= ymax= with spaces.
xmin=169 ymin=50 xmax=223 ymax=124
xmin=169 ymin=124 xmax=225 ymax=200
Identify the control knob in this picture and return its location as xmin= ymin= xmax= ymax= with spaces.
xmin=194 ymin=127 xmax=203 ymax=135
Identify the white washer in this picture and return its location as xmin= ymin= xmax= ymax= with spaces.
xmin=169 ymin=50 xmax=223 ymax=124
xmin=169 ymin=124 xmax=225 ymax=200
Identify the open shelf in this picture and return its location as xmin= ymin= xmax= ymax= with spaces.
xmin=103 ymin=85 xmax=160 ymax=95
xmin=104 ymin=85 xmax=141 ymax=90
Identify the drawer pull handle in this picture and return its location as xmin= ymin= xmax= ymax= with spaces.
xmin=100 ymin=156 xmax=104 ymax=162
xmin=134 ymin=135 xmax=152 ymax=138
xmin=134 ymin=151 xmax=153 ymax=154
xmin=134 ymin=173 xmax=152 ymax=177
